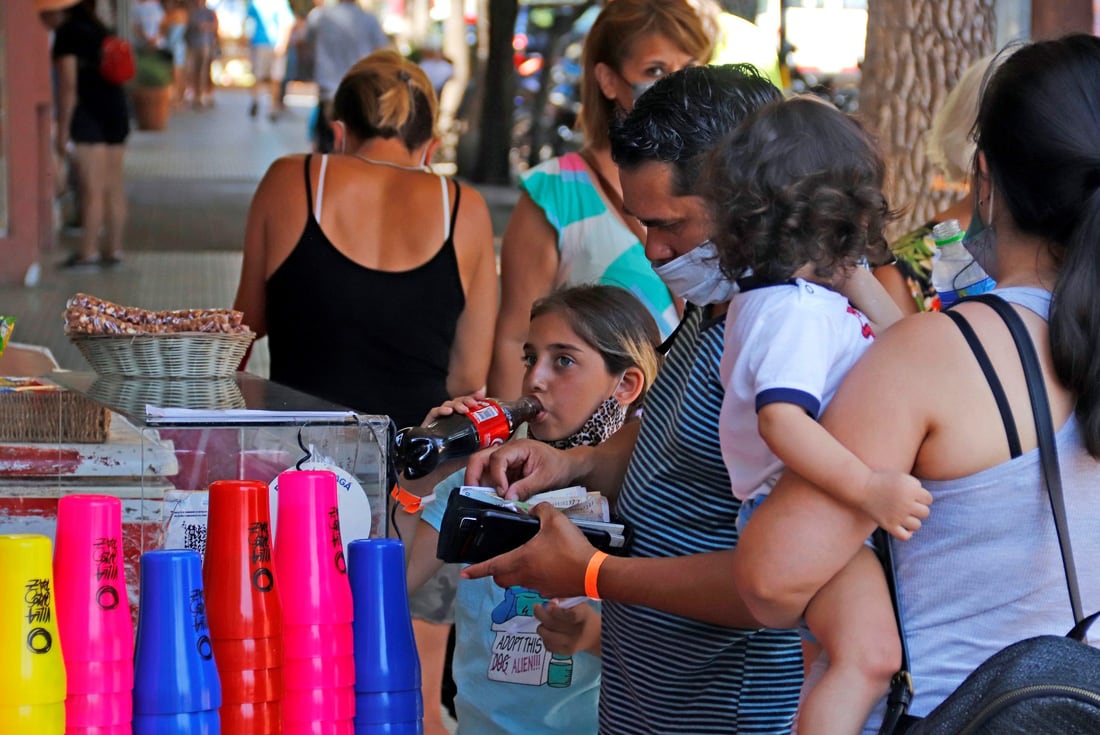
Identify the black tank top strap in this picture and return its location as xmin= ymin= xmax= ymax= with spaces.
xmin=445 ymin=180 xmax=462 ymax=244
xmin=303 ymin=154 xmax=314 ymax=218
xmin=944 ymin=309 xmax=1023 ymax=458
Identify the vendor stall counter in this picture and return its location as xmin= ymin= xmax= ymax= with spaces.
xmin=0 ymin=371 xmax=392 ymax=616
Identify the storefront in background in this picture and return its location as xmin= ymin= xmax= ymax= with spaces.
xmin=0 ymin=1 xmax=54 ymax=287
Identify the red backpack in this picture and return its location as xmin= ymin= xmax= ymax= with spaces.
xmin=100 ymin=35 xmax=135 ymax=85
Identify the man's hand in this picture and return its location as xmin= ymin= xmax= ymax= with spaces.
xmin=462 ymin=503 xmax=595 ymax=597
xmin=464 ymin=439 xmax=576 ymax=501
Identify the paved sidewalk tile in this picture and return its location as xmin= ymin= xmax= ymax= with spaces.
xmin=8 ymin=85 xmax=516 ymax=380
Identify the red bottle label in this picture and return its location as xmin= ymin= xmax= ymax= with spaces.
xmin=469 ymin=400 xmax=511 ymax=448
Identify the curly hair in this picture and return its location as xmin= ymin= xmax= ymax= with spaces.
xmin=609 ymin=64 xmax=781 ymax=196
xmin=703 ymin=97 xmax=893 ymax=284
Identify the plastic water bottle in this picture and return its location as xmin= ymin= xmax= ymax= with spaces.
xmin=930 ymin=219 xmax=995 ymax=308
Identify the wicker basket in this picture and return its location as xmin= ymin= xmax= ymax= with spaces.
xmin=86 ymin=375 xmax=246 ymax=416
xmin=70 ymin=332 xmax=255 ymax=378
xmin=0 ymin=390 xmax=111 ymax=443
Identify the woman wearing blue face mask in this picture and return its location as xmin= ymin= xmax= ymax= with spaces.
xmin=733 ymin=35 xmax=1100 ymax=733
xmin=234 ymin=49 xmax=498 ymax=427
xmin=488 ymin=0 xmax=714 ymax=400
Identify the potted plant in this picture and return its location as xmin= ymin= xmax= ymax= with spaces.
xmin=130 ymin=51 xmax=173 ymax=131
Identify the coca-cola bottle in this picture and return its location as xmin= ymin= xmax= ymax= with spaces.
xmin=393 ymin=396 xmax=543 ymax=479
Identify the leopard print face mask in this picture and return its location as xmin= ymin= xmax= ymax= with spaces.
xmin=544 ymin=395 xmax=628 ymax=450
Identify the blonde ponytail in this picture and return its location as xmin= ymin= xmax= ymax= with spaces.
xmin=334 ymin=50 xmax=437 ymax=150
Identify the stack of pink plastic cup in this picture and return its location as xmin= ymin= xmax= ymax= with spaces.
xmin=54 ymin=495 xmax=134 ymax=735
xmin=204 ymin=480 xmax=284 ymax=735
xmin=0 ymin=534 xmax=67 ymax=735
xmin=276 ymin=470 xmax=356 ymax=735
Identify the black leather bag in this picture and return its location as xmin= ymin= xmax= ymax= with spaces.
xmin=879 ymin=294 xmax=1100 ymax=735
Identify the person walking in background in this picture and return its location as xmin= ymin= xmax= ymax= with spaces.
xmin=415 ymin=45 xmax=453 ymax=98
xmin=185 ymin=0 xmax=219 ymax=108
xmin=162 ymin=0 xmax=190 ymax=108
xmin=245 ymin=0 xmax=294 ymax=120
xmin=487 ymin=0 xmax=714 ymax=399
xmin=131 ymin=0 xmax=165 ymax=52
xmin=462 ymin=65 xmax=805 ymax=735
xmin=45 ymin=0 xmax=130 ymax=269
xmin=308 ymin=0 xmax=389 ymax=153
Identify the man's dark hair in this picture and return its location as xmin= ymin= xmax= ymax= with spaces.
xmin=609 ymin=64 xmax=781 ymax=196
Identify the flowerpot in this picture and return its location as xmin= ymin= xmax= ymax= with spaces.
xmin=131 ymin=86 xmax=172 ymax=131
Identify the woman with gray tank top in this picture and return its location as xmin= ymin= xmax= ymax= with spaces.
xmin=731 ymin=35 xmax=1100 ymax=733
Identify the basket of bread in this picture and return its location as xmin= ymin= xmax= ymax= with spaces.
xmin=64 ymin=293 xmax=255 ymax=378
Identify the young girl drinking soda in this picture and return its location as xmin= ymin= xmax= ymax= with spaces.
xmin=405 ymin=284 xmax=661 ymax=735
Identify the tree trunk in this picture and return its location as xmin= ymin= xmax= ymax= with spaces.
xmin=1032 ymin=0 xmax=1093 ymax=38
xmin=473 ymin=0 xmax=519 ymax=184
xmin=719 ymin=0 xmax=758 ymax=22
xmin=860 ymin=0 xmax=995 ymax=239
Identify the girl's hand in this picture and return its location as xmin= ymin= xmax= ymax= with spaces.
xmin=419 ymin=390 xmax=487 ymax=426
xmin=535 ymin=601 xmax=601 ymax=657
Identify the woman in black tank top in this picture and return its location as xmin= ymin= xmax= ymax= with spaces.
xmin=232 ymin=50 xmax=498 ymax=429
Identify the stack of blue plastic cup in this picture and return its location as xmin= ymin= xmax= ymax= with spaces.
xmin=133 ymin=550 xmax=222 ymax=735
xmin=348 ymin=539 xmax=423 ymax=735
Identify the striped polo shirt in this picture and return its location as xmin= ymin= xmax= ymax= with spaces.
xmin=601 ymin=306 xmax=803 ymax=734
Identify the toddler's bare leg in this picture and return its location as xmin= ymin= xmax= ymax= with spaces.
xmin=798 ymin=546 xmax=899 ymax=735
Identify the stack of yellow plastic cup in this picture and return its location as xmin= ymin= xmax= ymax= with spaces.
xmin=0 ymin=534 xmax=67 ymax=734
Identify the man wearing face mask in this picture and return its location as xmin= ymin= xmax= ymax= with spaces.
xmin=462 ymin=65 xmax=804 ymax=735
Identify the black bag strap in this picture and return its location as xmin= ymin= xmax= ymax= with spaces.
xmin=967 ymin=293 xmax=1084 ymax=625
xmin=876 ymin=527 xmax=914 ymax=735
xmin=943 ymin=310 xmax=1023 ymax=457
xmin=657 ymin=302 xmax=700 ymax=356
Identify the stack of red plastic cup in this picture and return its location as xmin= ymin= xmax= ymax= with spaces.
xmin=0 ymin=534 xmax=67 ymax=735
xmin=275 ymin=470 xmax=356 ymax=735
xmin=204 ymin=480 xmax=284 ymax=735
xmin=54 ymin=495 xmax=134 ymax=735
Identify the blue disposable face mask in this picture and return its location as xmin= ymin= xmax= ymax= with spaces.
xmin=631 ymin=80 xmax=656 ymax=102
xmin=962 ymin=187 xmax=996 ymax=274
xmin=652 ymin=240 xmax=739 ymax=305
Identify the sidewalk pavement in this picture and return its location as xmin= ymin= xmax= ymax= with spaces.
xmin=3 ymin=86 xmax=519 ymax=374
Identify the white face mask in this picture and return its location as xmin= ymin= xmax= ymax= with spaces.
xmin=652 ymin=240 xmax=739 ymax=305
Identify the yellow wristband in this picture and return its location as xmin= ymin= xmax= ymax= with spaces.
xmin=584 ymin=550 xmax=609 ymax=600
